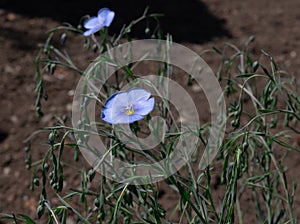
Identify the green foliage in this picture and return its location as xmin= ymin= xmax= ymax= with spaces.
xmin=1 ymin=9 xmax=299 ymax=224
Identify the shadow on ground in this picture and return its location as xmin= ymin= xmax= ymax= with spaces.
xmin=1 ymin=0 xmax=231 ymax=43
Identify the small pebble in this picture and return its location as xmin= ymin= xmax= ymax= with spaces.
xmin=6 ymin=194 xmax=14 ymax=202
xmin=192 ymin=84 xmax=202 ymax=92
xmin=56 ymin=74 xmax=65 ymax=80
xmin=3 ymin=166 xmax=11 ymax=176
xmin=10 ymin=115 xmax=19 ymax=124
xmin=66 ymin=103 xmax=73 ymax=111
xmin=41 ymin=114 xmax=54 ymax=124
xmin=68 ymin=90 xmax=75 ymax=96
xmin=6 ymin=12 xmax=16 ymax=21
xmin=290 ymin=51 xmax=297 ymax=58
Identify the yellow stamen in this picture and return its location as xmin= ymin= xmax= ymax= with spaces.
xmin=125 ymin=108 xmax=135 ymax=115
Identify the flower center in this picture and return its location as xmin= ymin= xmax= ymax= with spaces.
xmin=125 ymin=105 xmax=135 ymax=115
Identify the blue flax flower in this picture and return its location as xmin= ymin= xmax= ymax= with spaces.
xmin=102 ymin=88 xmax=155 ymax=124
xmin=83 ymin=8 xmax=115 ymax=36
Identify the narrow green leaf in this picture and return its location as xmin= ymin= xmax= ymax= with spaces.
xmin=56 ymin=194 xmax=90 ymax=224
xmin=18 ymin=214 xmax=36 ymax=224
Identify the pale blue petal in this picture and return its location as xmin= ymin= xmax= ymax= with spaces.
xmin=128 ymin=88 xmax=151 ymax=103
xmin=107 ymin=92 xmax=130 ymax=113
xmin=104 ymin=91 xmax=123 ymax=108
xmin=102 ymin=107 xmax=125 ymax=124
xmin=83 ymin=26 xmax=101 ymax=36
xmin=134 ymin=97 xmax=155 ymax=116
xmin=84 ymin=17 xmax=99 ymax=29
xmin=101 ymin=108 xmax=114 ymax=124
xmin=114 ymin=114 xmax=144 ymax=124
xmin=113 ymin=92 xmax=130 ymax=105
xmin=101 ymin=88 xmax=154 ymax=124
xmin=104 ymin=11 xmax=115 ymax=27
xmin=128 ymin=114 xmax=144 ymax=123
xmin=97 ymin=8 xmax=111 ymax=17
xmin=102 ymin=92 xmax=128 ymax=124
xmin=98 ymin=8 xmax=115 ymax=27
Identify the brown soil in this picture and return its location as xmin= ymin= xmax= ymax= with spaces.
xmin=0 ymin=0 xmax=300 ymax=222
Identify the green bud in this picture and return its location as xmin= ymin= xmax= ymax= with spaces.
xmin=94 ymin=198 xmax=100 ymax=207
xmin=242 ymin=142 xmax=249 ymax=151
xmin=24 ymin=146 xmax=30 ymax=153
xmin=88 ymin=169 xmax=95 ymax=182
xmin=33 ymin=178 xmax=40 ymax=186
xmin=37 ymin=204 xmax=44 ymax=218
xmin=60 ymin=33 xmax=67 ymax=45
xmin=43 ymin=163 xmax=49 ymax=171
xmin=48 ymin=132 xmax=55 ymax=145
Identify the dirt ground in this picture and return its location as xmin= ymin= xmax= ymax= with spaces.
xmin=0 ymin=0 xmax=300 ymax=222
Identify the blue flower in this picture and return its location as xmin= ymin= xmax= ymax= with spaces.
xmin=83 ymin=8 xmax=115 ymax=36
xmin=101 ymin=88 xmax=155 ymax=124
